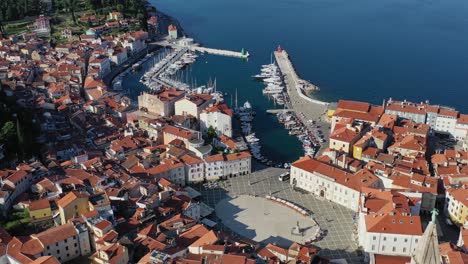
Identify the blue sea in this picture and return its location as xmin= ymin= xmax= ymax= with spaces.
xmin=125 ymin=0 xmax=468 ymax=162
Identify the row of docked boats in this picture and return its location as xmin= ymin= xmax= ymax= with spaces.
xmin=112 ymin=52 xmax=157 ymax=91
xmin=253 ymin=63 xmax=286 ymax=105
xmin=234 ymin=102 xmax=273 ymax=166
xmin=140 ymin=48 xmax=198 ymax=91
xmin=277 ymin=111 xmax=322 ymax=157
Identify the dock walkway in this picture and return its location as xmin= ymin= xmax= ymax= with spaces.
xmin=154 ymin=40 xmax=249 ymax=59
xmin=274 ymin=49 xmax=330 ymax=142
xmin=274 ymin=51 xmax=328 ymax=107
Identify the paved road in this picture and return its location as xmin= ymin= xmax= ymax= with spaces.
xmin=197 ymin=167 xmax=364 ymax=263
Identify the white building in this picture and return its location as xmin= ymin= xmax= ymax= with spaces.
xmin=200 ymin=103 xmax=233 ymax=138
xmin=145 ymin=158 xmax=186 ymax=186
xmin=180 ymin=154 xmax=205 ymax=183
xmin=204 ymin=154 xmax=225 ymax=181
xmin=455 ymin=114 xmax=468 ymax=142
xmin=7 ymin=222 xmax=91 ymax=263
xmin=174 ymin=94 xmax=213 ymax=119
xmin=434 ymin=108 xmax=458 ymax=136
xmin=0 ymin=170 xmax=32 ymax=216
xmin=223 ymin=152 xmax=251 ymax=177
xmin=357 ymin=190 xmax=423 ymax=257
xmin=290 ymin=156 xmax=379 ymax=211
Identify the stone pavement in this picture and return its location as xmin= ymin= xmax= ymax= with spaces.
xmin=195 ymin=166 xmax=365 ymax=263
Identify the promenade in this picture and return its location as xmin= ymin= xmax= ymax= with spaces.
xmin=274 ymin=50 xmax=331 ymax=152
xmin=154 ymin=39 xmax=249 ymax=59
xmin=274 ymin=51 xmax=328 ymax=122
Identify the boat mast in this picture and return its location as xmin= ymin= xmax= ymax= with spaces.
xmin=235 ymin=88 xmax=238 ymax=110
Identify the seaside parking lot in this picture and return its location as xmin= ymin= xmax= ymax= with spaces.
xmin=197 ymin=165 xmax=365 ymax=263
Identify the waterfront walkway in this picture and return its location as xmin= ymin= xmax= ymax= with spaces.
xmin=274 ymin=50 xmax=331 ymax=153
xmin=154 ymin=39 xmax=249 ymax=59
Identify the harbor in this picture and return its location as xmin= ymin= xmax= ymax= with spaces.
xmin=250 ymin=47 xmax=330 ymax=157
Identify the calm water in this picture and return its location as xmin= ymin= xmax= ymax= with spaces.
xmin=125 ymin=0 xmax=468 ymax=162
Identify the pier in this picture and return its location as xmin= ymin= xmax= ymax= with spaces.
xmin=188 ymin=46 xmax=249 ymax=59
xmin=274 ymin=50 xmax=328 ymax=107
xmin=266 ymin=109 xmax=292 ymax=114
xmin=155 ymin=39 xmax=249 ymax=59
xmin=274 ymin=49 xmax=331 ymax=155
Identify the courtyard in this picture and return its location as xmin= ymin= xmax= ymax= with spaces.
xmin=196 ymin=164 xmax=365 ymax=263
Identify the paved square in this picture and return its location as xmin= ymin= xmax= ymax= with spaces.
xmin=196 ymin=165 xmax=365 ymax=263
xmin=215 ymin=195 xmax=319 ymax=246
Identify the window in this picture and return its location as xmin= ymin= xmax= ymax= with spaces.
xmin=74 ymin=243 xmax=78 ymax=247
xmin=56 ymin=243 xmax=58 ymax=247
xmin=392 ymin=247 xmax=396 ymax=252
xmin=66 ymin=246 xmax=69 ymax=250
xmin=383 ymin=237 xmax=386 ymax=241
xmin=404 ymin=238 xmax=408 ymax=243
xmin=57 ymin=250 xmax=60 ymax=254
xmin=371 ymin=245 xmax=375 ymax=250
xmin=394 ymin=238 xmax=397 ymax=242
xmin=382 ymin=246 xmax=385 ymax=251
xmin=373 ymin=236 xmax=376 ymax=241
xmin=403 ymin=248 xmax=407 ymax=253
xmin=64 ymin=239 xmax=67 ymax=243
xmin=415 ymin=239 xmax=418 ymax=243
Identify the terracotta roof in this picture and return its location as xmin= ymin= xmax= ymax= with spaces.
xmin=205 ymin=153 xmax=224 ymax=163
xmin=29 ymin=199 xmax=50 ymax=211
xmin=95 ymin=219 xmax=112 ymax=230
xmin=448 ymin=188 xmax=468 ymax=208
xmin=337 ymin=100 xmax=370 ymax=112
xmin=190 ymin=230 xmax=218 ymax=247
xmin=225 ymin=151 xmax=251 ymax=161
xmin=330 ymin=126 xmax=360 ymax=143
xmin=30 ymin=256 xmax=61 ymax=264
xmin=163 ymin=125 xmax=195 ymax=139
xmin=458 ymin=114 xmax=468 ymax=125
xmin=439 ymin=108 xmax=458 ymax=118
xmin=373 ymin=254 xmax=411 ymax=264
xmin=180 ymin=154 xmax=203 ymax=165
xmin=203 ymin=102 xmax=233 ymax=117
xmin=6 ymin=170 xmax=28 ymax=184
xmin=57 ymin=191 xmax=89 ymax=208
xmin=180 ymin=94 xmax=213 ymax=107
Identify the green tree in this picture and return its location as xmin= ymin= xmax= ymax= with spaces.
xmin=206 ymin=126 xmax=217 ymax=144
xmin=0 ymin=121 xmax=16 ymax=143
xmin=16 ymin=118 xmax=24 ymax=159
xmin=66 ymin=0 xmax=78 ymax=25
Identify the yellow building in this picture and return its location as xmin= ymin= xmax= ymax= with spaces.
xmin=329 ymin=127 xmax=360 ymax=154
xmin=29 ymin=198 xmax=52 ymax=223
xmin=446 ymin=188 xmax=468 ymax=226
xmin=352 ymin=134 xmax=372 ymax=160
xmin=57 ymin=191 xmax=90 ymax=225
